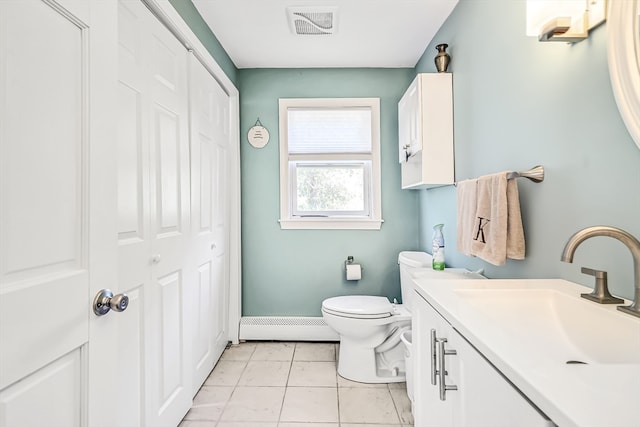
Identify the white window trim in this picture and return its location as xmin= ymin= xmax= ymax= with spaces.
xmin=278 ymin=98 xmax=383 ymax=230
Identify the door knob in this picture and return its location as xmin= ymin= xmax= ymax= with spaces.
xmin=93 ymin=289 xmax=129 ymax=316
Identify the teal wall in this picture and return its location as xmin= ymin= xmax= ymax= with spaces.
xmin=175 ymin=0 xmax=640 ymax=311
xmin=415 ymin=0 xmax=640 ymax=299
xmin=238 ymin=69 xmax=418 ymax=316
xmin=168 ymin=0 xmax=237 ymax=84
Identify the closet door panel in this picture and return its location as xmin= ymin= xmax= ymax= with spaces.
xmin=188 ymin=57 xmax=217 ymax=392
xmin=189 ymin=56 xmax=230 ymax=392
xmin=197 ymin=135 xmax=213 ymax=233
xmin=211 ymin=88 xmax=230 ymax=356
xmin=148 ymin=13 xmax=189 ymax=239
xmin=117 ymin=0 xmax=149 ymax=246
xmin=117 ymin=84 xmax=145 ymax=239
xmin=157 ymin=270 xmax=184 ymax=397
xmin=212 ymin=144 xmax=228 ymax=350
xmin=153 ymin=106 xmax=182 ymax=233
xmin=116 ymin=1 xmax=150 ymax=425
xmin=116 ymin=1 xmax=191 ymax=426
xmin=146 ymin=9 xmax=191 ymax=427
xmin=193 ymin=260 xmax=214 ymax=377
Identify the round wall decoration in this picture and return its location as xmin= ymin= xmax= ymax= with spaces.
xmin=248 ymin=118 xmax=269 ymax=148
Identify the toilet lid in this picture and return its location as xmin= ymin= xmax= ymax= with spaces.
xmin=322 ymin=295 xmax=393 ymax=319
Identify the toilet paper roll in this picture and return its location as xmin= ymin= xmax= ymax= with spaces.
xmin=346 ymin=264 xmax=362 ymax=281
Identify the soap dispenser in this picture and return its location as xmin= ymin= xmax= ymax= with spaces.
xmin=432 ymin=224 xmax=445 ymax=270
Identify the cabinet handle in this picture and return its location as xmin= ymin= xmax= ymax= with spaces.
xmin=430 ymin=329 xmax=438 ymax=385
xmin=438 ymin=338 xmax=458 ymax=401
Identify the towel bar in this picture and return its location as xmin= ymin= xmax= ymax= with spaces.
xmin=506 ymin=165 xmax=544 ymax=183
xmin=454 ymin=165 xmax=544 ymax=186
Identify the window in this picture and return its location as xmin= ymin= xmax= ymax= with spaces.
xmin=278 ymin=98 xmax=382 ymax=230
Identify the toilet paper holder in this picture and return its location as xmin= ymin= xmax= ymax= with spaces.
xmin=345 ymin=256 xmax=355 ymax=267
xmin=344 ymin=256 xmax=363 ymax=278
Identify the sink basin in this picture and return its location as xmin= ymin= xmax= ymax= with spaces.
xmin=453 ymin=287 xmax=640 ymax=364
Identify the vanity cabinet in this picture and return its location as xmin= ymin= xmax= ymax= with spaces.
xmin=412 ymin=290 xmax=555 ymax=427
xmin=398 ymin=73 xmax=454 ymax=189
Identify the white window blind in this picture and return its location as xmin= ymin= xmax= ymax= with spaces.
xmin=287 ymin=107 xmax=372 ymax=154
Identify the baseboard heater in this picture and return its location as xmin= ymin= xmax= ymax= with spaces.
xmin=239 ymin=316 xmax=339 ymax=342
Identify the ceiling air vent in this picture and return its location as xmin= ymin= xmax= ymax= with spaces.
xmin=287 ymin=7 xmax=338 ymax=35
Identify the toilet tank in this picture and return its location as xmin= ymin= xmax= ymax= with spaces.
xmin=398 ymin=251 xmax=432 ymax=311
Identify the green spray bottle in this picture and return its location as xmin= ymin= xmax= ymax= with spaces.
xmin=432 ymin=224 xmax=445 ymax=270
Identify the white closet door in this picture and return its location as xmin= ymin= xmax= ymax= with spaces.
xmin=189 ymin=55 xmax=231 ymax=393
xmin=116 ymin=1 xmax=191 ymax=426
xmin=116 ymin=0 xmax=151 ymax=425
xmin=210 ymin=72 xmax=231 ymax=363
xmin=146 ymin=9 xmax=192 ymax=427
xmin=0 ymin=1 xmax=118 ymax=426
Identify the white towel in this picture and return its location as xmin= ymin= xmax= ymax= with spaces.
xmin=456 ymin=179 xmax=477 ymax=256
xmin=506 ymin=178 xmax=525 ymax=260
xmin=469 ymin=172 xmax=525 ymax=265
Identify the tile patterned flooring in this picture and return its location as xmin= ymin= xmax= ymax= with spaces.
xmin=180 ymin=341 xmax=414 ymax=427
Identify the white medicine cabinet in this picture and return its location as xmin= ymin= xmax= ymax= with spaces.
xmin=398 ymin=73 xmax=454 ymax=189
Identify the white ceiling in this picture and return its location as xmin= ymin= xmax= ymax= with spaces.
xmin=192 ymin=0 xmax=459 ymax=69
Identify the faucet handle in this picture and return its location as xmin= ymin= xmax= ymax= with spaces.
xmin=580 ymin=267 xmax=624 ymax=304
xmin=580 ymin=267 xmax=607 ymax=279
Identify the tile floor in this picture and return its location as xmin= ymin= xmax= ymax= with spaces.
xmin=179 ymin=341 xmax=414 ymax=427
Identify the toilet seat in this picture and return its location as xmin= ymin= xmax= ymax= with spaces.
xmin=322 ymin=295 xmax=393 ymax=319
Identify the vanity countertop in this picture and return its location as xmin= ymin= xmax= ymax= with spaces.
xmin=412 ymin=277 xmax=640 ymax=427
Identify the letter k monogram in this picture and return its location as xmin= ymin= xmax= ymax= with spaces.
xmin=474 ymin=217 xmax=490 ymax=243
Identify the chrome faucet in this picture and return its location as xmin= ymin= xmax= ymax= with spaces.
xmin=561 ymin=226 xmax=640 ymax=318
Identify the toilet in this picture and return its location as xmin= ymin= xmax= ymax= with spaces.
xmin=321 ymin=251 xmax=432 ymax=383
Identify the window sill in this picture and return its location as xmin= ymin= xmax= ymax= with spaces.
xmin=278 ymin=218 xmax=383 ymax=230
